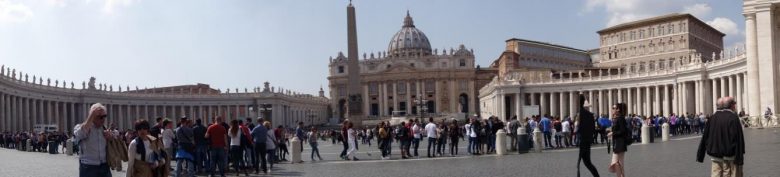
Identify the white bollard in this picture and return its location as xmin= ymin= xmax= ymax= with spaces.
xmin=532 ymin=127 xmax=543 ymax=153
xmin=661 ymin=123 xmax=670 ymax=142
xmin=495 ymin=130 xmax=507 ymax=155
xmin=27 ymin=139 xmax=32 ymax=152
xmin=641 ymin=124 xmax=650 ymax=144
xmin=66 ymin=139 xmax=74 ymax=156
xmin=290 ymin=137 xmax=302 ymax=163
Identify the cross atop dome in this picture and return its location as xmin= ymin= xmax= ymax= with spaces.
xmin=403 ymin=10 xmax=414 ymax=27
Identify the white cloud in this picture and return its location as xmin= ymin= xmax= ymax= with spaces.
xmin=682 ymin=3 xmax=711 ymax=19
xmin=0 ymin=0 xmax=33 ymax=23
xmin=707 ymin=17 xmax=740 ymax=36
xmin=584 ymin=0 xmax=697 ymax=26
xmin=102 ymin=0 xmax=134 ymax=14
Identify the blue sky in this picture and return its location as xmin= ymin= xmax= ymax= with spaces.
xmin=0 ymin=0 xmax=745 ymax=95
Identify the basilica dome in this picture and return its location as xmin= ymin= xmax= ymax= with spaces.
xmin=387 ymin=11 xmax=432 ymax=57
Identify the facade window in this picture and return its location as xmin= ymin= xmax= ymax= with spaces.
xmin=337 ymin=66 xmax=344 ymax=73
xmin=639 ymin=30 xmax=644 ymax=38
xmin=397 ymin=82 xmax=406 ymax=94
xmin=425 ymin=80 xmax=435 ymax=93
xmin=649 ymin=27 xmax=654 ymax=37
xmin=669 ymin=24 xmax=674 ymax=34
xmin=387 ymin=64 xmax=392 ymax=68
xmin=459 ymin=59 xmax=466 ymax=67
xmin=369 ymin=82 xmax=378 ymax=95
xmin=410 ymin=82 xmax=416 ymax=94
xmin=660 ymin=26 xmax=665 ymax=35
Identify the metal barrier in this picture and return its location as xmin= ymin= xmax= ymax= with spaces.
xmin=740 ymin=116 xmax=778 ymax=128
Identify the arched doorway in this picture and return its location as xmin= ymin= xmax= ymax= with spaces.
xmin=459 ymin=93 xmax=469 ymax=113
xmin=338 ymin=99 xmax=347 ymax=121
xmin=426 ymin=100 xmax=435 ymax=114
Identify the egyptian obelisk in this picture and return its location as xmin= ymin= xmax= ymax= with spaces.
xmin=346 ymin=1 xmax=364 ymax=127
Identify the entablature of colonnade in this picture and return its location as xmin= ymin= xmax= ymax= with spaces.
xmin=1 ymin=74 xmax=328 ymax=107
xmin=480 ymin=50 xmax=747 ymax=96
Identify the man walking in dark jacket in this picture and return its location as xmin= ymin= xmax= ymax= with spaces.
xmin=697 ymin=96 xmax=745 ymax=177
xmin=577 ymin=95 xmax=599 ymax=177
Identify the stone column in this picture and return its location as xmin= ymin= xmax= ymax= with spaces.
xmin=712 ymin=79 xmax=718 ymax=111
xmin=672 ymin=83 xmax=678 ymax=115
xmin=569 ymin=91 xmax=577 ymax=119
xmin=540 ymin=92 xmax=548 ymax=116
xmin=745 ymin=13 xmax=760 ymax=116
xmin=655 ymin=85 xmax=661 ymax=116
xmin=756 ymin=10 xmax=778 ymax=114
xmin=663 ymin=84 xmax=670 ymax=116
xmin=405 ymin=81 xmax=411 ymax=115
xmin=729 ymin=75 xmax=736 ymax=98
xmin=598 ymin=90 xmax=605 ymax=116
xmin=516 ymin=93 xmax=522 ymax=119
xmin=559 ymin=91 xmax=566 ymax=117
xmin=607 ymin=89 xmax=613 ymax=118
xmin=378 ymin=82 xmax=384 ymax=117
xmin=645 ymin=86 xmax=651 ymax=116
xmin=720 ymin=77 xmax=727 ymax=99
xmin=737 ymin=73 xmax=744 ymax=111
xmin=617 ymin=88 xmax=623 ymax=105
xmin=551 ymin=92 xmax=559 ymax=117
xmin=626 ymin=87 xmax=636 ymax=115
xmin=588 ymin=90 xmax=595 ymax=113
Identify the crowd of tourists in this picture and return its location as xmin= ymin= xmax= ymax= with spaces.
xmin=1 ymin=95 xmax=750 ymax=177
xmin=1 ymin=130 xmax=69 ymax=153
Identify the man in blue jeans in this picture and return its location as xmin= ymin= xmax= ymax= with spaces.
xmin=250 ymin=118 xmax=268 ymax=174
xmin=205 ymin=116 xmax=228 ymax=177
xmin=424 ymin=117 xmax=438 ymax=158
xmin=540 ymin=114 xmax=552 ymax=149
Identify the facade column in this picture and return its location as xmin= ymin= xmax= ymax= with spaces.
xmin=559 ymin=91 xmax=566 ymax=118
xmin=405 ymin=81 xmax=411 ymax=116
xmin=712 ymin=79 xmax=718 ymax=111
xmin=588 ymin=90 xmax=595 ymax=113
xmin=672 ymin=83 xmax=678 ymax=115
xmin=393 ymin=82 xmax=399 ymax=115
xmin=551 ymin=92 xmax=559 ymax=117
xmin=598 ymin=90 xmax=605 ymax=116
xmin=540 ymin=92 xmax=548 ymax=116
xmin=627 ymin=87 xmax=633 ymax=114
xmin=515 ymin=93 xmax=522 ymax=119
xmin=729 ymin=75 xmax=736 ymax=98
xmin=745 ymin=13 xmax=760 ymax=116
xmin=645 ymin=86 xmax=651 ymax=117
xmin=569 ymin=91 xmax=577 ymax=119
xmin=720 ymin=77 xmax=727 ymax=99
xmin=654 ymin=86 xmax=660 ymax=116
xmin=663 ymin=84 xmax=670 ymax=116
xmin=737 ymin=73 xmax=744 ymax=112
xmin=756 ymin=10 xmax=778 ymax=114
xmin=607 ymin=89 xmax=613 ymax=118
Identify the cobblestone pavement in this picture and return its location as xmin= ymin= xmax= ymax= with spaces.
xmin=1 ymin=128 xmax=778 ymax=177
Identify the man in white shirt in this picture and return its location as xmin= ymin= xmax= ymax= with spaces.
xmin=561 ymin=119 xmax=571 ymax=147
xmin=424 ymin=117 xmax=438 ymax=158
xmin=465 ymin=119 xmax=474 ymax=155
xmin=411 ymin=119 xmax=422 ymax=157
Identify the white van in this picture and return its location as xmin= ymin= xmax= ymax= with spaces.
xmin=33 ymin=124 xmax=59 ymax=133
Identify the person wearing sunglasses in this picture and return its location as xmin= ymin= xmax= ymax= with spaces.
xmin=73 ymin=103 xmax=114 ymax=177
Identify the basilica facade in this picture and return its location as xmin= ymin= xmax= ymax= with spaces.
xmin=328 ymin=11 xmax=496 ymax=123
